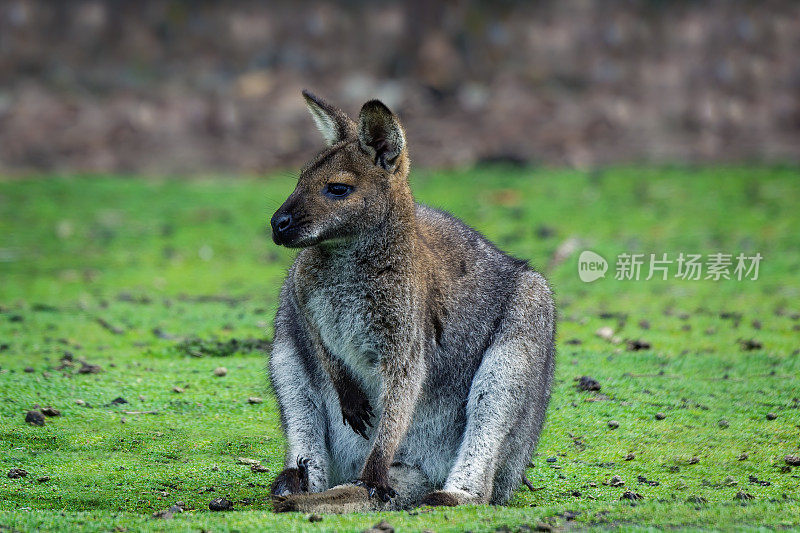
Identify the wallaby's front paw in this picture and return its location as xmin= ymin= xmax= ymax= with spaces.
xmin=353 ymin=479 xmax=397 ymax=502
xmin=296 ymin=455 xmax=310 ymax=480
xmin=340 ymin=390 xmax=374 ymax=439
xmin=270 ymin=456 xmax=311 ymax=497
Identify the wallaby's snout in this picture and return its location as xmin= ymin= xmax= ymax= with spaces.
xmin=270 ymin=206 xmax=293 ymax=246
xmin=270 ymin=196 xmax=305 ymax=247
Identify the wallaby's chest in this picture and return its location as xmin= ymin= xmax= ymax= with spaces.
xmin=304 ymin=282 xmax=382 ymax=381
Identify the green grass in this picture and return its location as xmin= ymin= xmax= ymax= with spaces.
xmin=1 ymin=167 xmax=799 ymax=532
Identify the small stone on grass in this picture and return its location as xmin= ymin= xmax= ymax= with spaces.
xmin=40 ymin=406 xmax=61 ymax=417
xmin=595 ymin=326 xmax=614 ymax=341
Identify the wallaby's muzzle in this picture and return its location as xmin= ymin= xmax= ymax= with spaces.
xmin=270 ymin=205 xmax=299 ymax=246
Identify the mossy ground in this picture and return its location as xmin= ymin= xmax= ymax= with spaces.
xmin=1 ymin=167 xmax=799 ymax=531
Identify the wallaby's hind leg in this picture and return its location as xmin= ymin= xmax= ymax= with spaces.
xmin=424 ymin=271 xmax=555 ymax=506
xmin=274 ymin=463 xmax=433 ymax=513
xmin=490 ymin=340 xmax=555 ymax=503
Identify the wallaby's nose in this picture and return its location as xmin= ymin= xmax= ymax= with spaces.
xmin=271 ymin=212 xmax=292 ymax=236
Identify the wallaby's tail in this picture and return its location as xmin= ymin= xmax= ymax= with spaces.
xmin=273 ymin=465 xmax=433 ymax=513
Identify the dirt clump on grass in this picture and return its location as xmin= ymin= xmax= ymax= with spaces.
xmin=208 ymin=497 xmax=233 ymax=511
xmin=626 ymin=339 xmax=651 ymax=351
xmin=576 ymin=376 xmax=601 ymax=391
xmin=77 ymin=361 xmax=103 ymax=374
xmin=25 ymin=410 xmax=46 ymax=426
xmin=739 ymin=338 xmax=763 ymax=351
xmin=8 ymin=468 xmax=27 ymax=479
xmin=176 ymin=337 xmax=270 ymax=358
xmin=785 ymin=455 xmax=800 ymax=466
xmin=152 ymin=502 xmax=185 ymax=519
xmin=363 ymin=520 xmax=394 ymax=533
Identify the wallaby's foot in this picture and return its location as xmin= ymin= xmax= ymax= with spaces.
xmin=270 ymin=456 xmax=310 ymax=497
xmin=274 ymin=484 xmax=373 ymax=513
xmin=421 ymin=490 xmax=465 ymax=507
xmin=353 ymin=479 xmax=397 ymax=502
xmin=272 ymin=494 xmax=299 ymax=513
xmin=339 ymin=383 xmax=374 ymax=439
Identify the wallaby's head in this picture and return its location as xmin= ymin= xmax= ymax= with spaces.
xmin=270 ymin=90 xmax=411 ymax=248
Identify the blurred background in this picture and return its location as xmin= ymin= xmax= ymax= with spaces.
xmin=1 ymin=0 xmax=799 ymax=175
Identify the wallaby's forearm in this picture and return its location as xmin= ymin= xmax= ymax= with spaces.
xmin=359 ymin=331 xmax=425 ymax=498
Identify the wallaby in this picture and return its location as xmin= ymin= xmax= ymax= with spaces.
xmin=268 ymin=90 xmax=556 ymax=513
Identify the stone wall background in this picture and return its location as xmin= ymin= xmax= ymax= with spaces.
xmin=1 ymin=0 xmax=798 ymax=174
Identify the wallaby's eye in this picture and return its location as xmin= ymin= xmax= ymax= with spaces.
xmin=324 ymin=183 xmax=353 ymax=198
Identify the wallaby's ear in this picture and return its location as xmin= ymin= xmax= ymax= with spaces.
xmin=357 ymin=100 xmax=406 ymax=172
xmin=302 ymin=90 xmax=355 ymax=146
